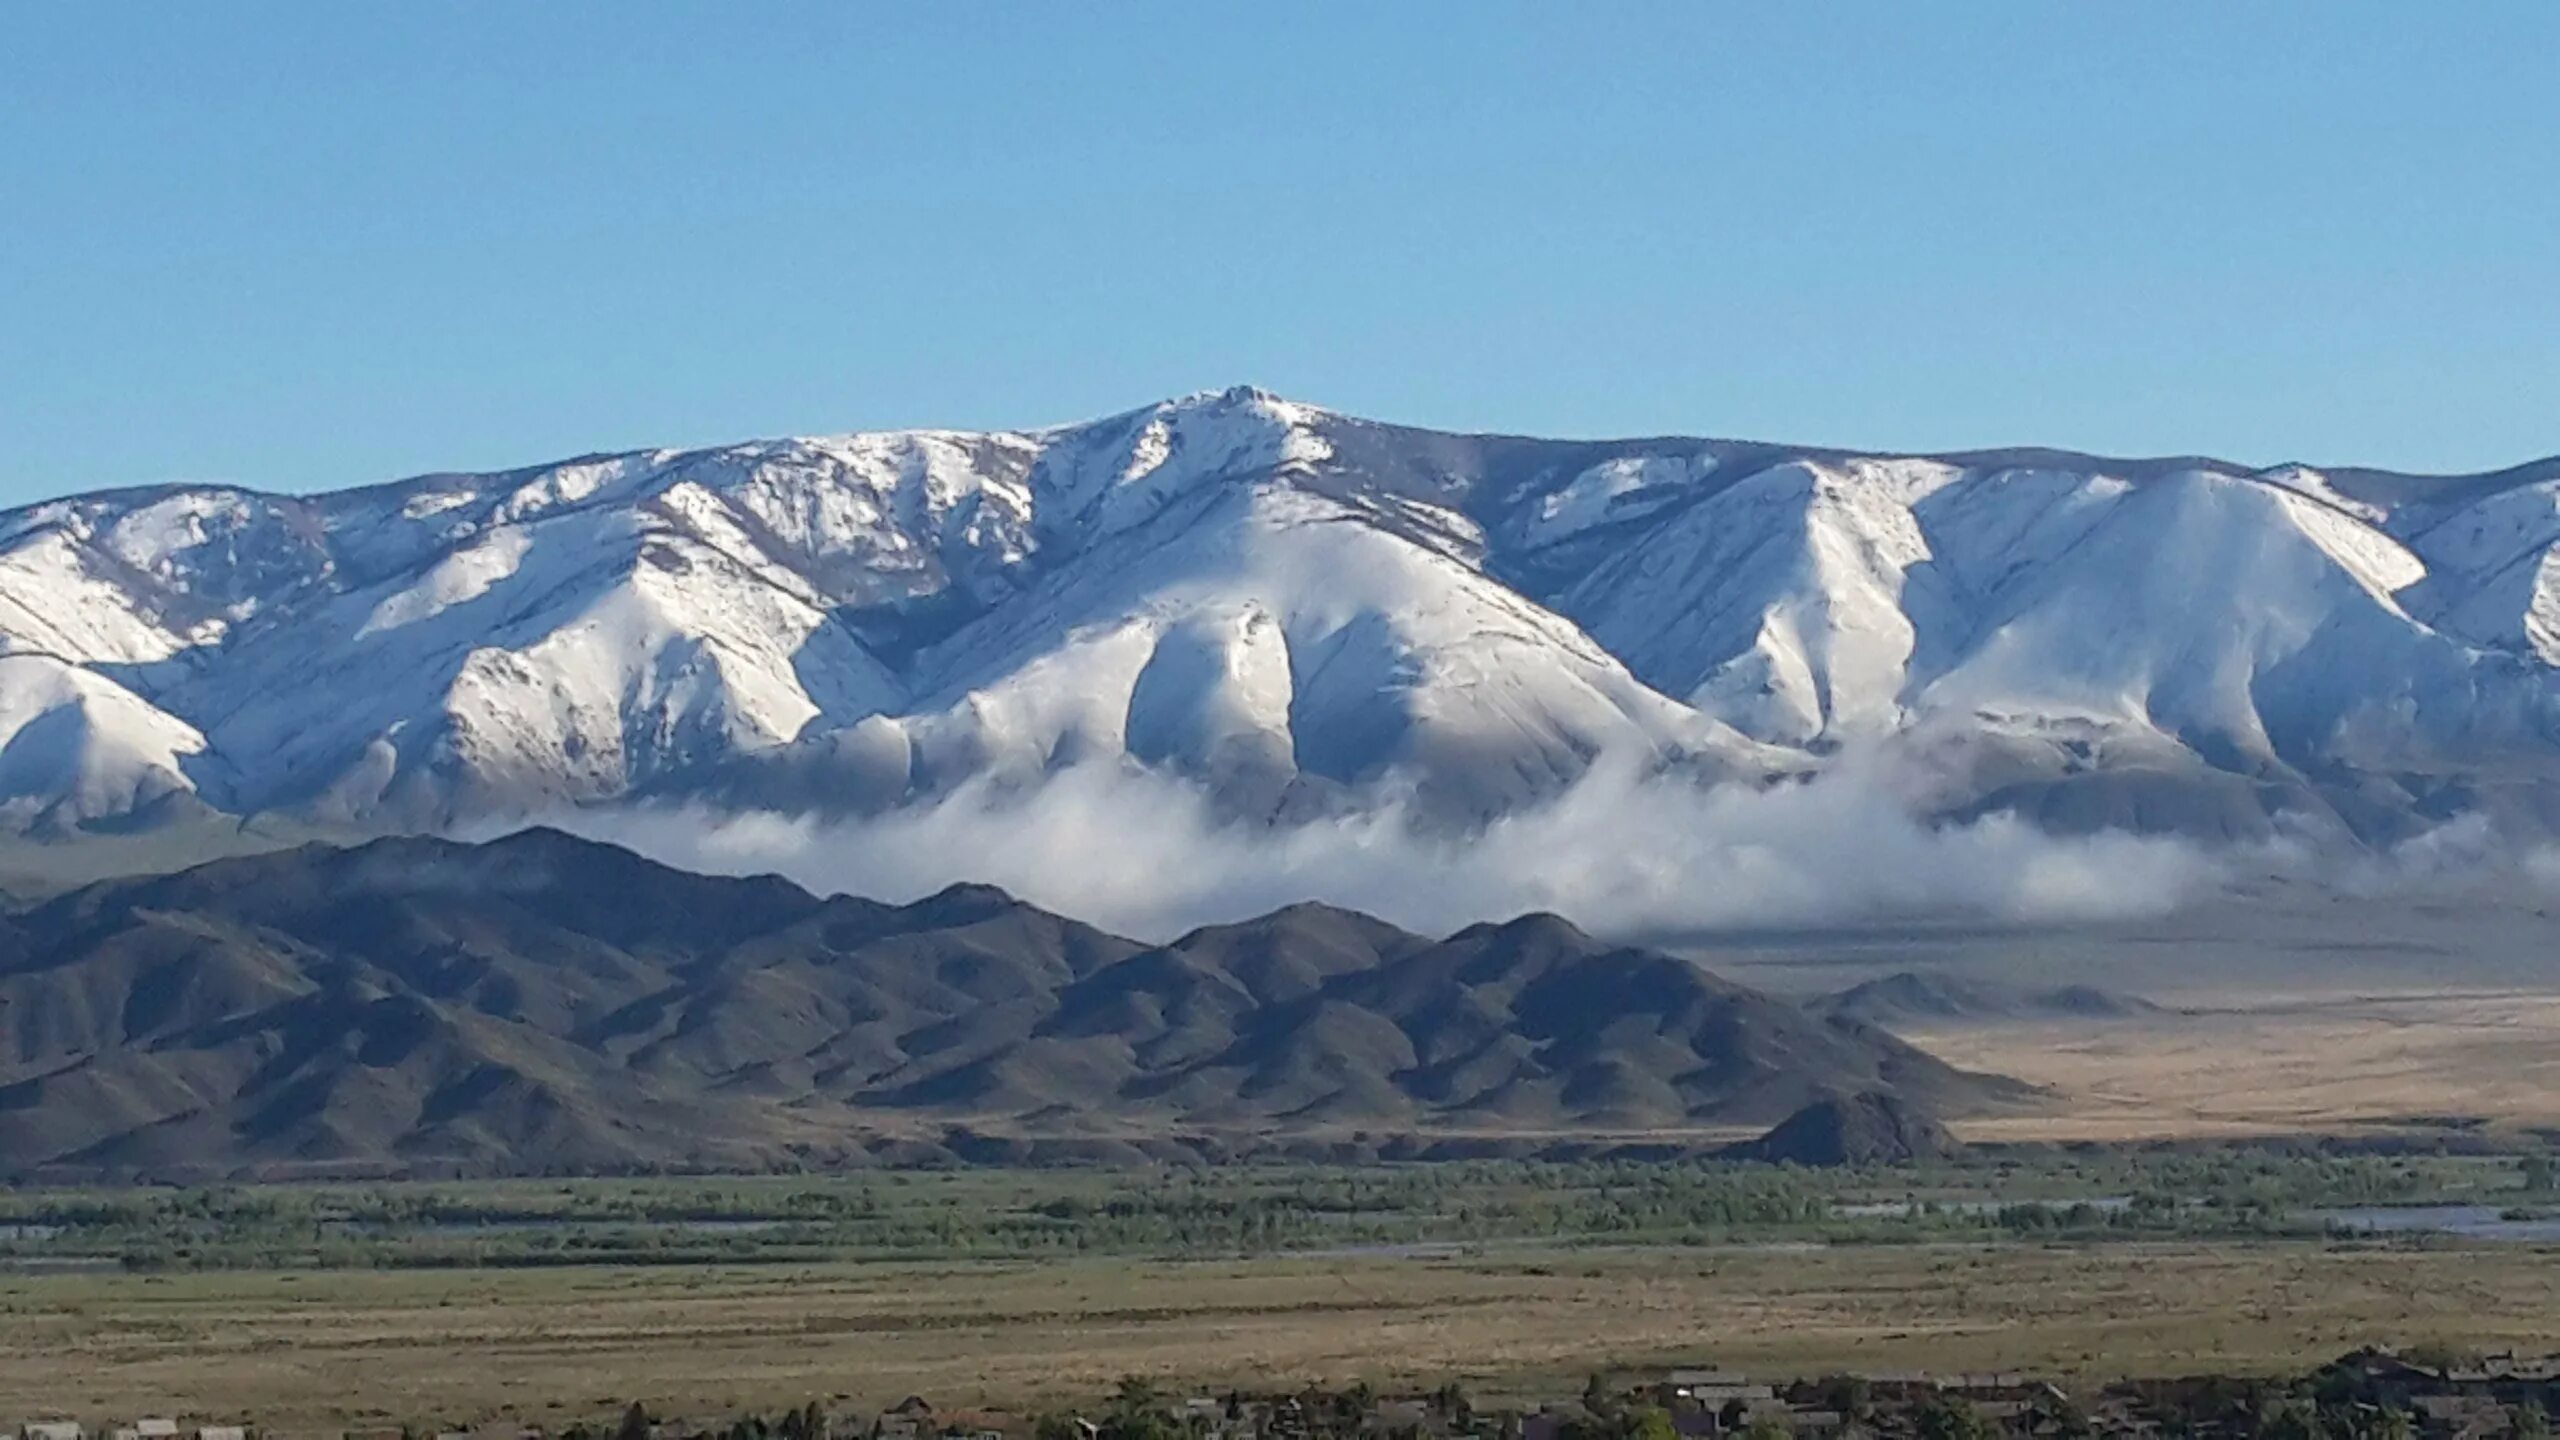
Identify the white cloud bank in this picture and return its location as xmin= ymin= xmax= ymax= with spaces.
xmin=555 ymin=756 xmax=2227 ymax=942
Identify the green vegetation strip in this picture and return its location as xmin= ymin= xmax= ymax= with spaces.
xmin=0 ymin=1151 xmax=2536 ymax=1272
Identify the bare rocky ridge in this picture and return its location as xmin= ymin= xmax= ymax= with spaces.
xmin=0 ymin=829 xmax=2032 ymax=1178
xmin=1720 ymin=1091 xmax=1965 ymax=1166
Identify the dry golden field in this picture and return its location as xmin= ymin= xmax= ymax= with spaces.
xmin=3 ymin=1244 xmax=2556 ymax=1435
xmin=1921 ymin=990 xmax=2560 ymax=1140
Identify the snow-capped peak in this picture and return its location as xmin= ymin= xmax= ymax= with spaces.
xmin=2 ymin=395 xmax=2559 ymax=845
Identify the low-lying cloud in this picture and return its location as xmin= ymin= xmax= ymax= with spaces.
xmin=558 ymin=756 xmax=2226 ymax=942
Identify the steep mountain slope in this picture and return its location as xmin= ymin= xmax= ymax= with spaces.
xmin=4 ymin=389 xmax=2559 ymax=841
xmin=0 ymin=654 xmax=212 ymax=832
xmin=0 ymin=829 xmax=2027 ymax=1177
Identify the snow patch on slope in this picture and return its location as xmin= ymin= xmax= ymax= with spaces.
xmin=1033 ymin=387 xmax=1334 ymax=544
xmin=2257 ymin=465 xmax=2391 ymax=525
xmin=0 ymin=655 xmax=205 ymax=828
xmin=357 ymin=526 xmax=533 ymax=638
xmin=2400 ymin=479 xmax=2560 ymax=663
xmin=1519 ymin=451 xmax=1716 ymax=548
xmin=0 ymin=526 xmax=219 ymax=663
xmin=1563 ymin=458 xmax=1959 ymax=743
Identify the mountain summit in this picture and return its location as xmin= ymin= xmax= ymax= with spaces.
xmin=5 ymin=390 xmax=2560 ymax=841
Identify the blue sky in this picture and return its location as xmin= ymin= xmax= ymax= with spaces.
xmin=3 ymin=4 xmax=2555 ymax=503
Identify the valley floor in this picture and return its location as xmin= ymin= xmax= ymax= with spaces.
xmin=1682 ymin=878 xmax=2560 ymax=1140
xmin=1929 ymin=990 xmax=2560 ymax=1140
xmin=2 ymin=1244 xmax=2554 ymax=1433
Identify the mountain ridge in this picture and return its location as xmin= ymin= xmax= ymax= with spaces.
xmin=0 ymin=826 xmax=2033 ymax=1178
xmin=7 ymin=387 xmax=2560 ymax=845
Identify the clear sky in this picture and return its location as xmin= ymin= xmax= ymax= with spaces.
xmin=4 ymin=3 xmax=2556 ymax=504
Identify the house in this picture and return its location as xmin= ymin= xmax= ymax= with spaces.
xmin=1362 ymin=1400 xmax=1434 ymax=1438
xmin=2335 ymin=1348 xmax=2435 ymax=1388
xmin=922 ymin=1405 xmax=1010 ymax=1440
xmin=876 ymin=1400 xmax=935 ymax=1440
xmin=26 ymin=1423 xmax=87 ymax=1440
xmin=195 ymin=1428 xmax=248 ymax=1440
xmin=1180 ymin=1399 xmax=1258 ymax=1440
xmin=1658 ymin=1372 xmax=1775 ymax=1410
xmin=1733 ymin=1401 xmax=1799 ymax=1435
xmin=1846 ymin=1373 xmax=1934 ymax=1400
xmin=2411 ymin=1395 xmax=2510 ymax=1439
xmin=1522 ymin=1404 xmax=1612 ymax=1440
xmin=1937 ymin=1374 xmax=2030 ymax=1396
xmin=1262 ymin=1398 xmax=1309 ymax=1440
xmin=2443 ymin=1353 xmax=2560 ymax=1390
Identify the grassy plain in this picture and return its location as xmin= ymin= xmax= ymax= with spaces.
xmin=7 ymin=883 xmax=2559 ymax=1434
xmin=2 ymin=1244 xmax=2556 ymax=1433
xmin=1923 ymin=991 xmax=2560 ymax=1140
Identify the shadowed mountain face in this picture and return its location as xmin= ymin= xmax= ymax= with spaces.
xmin=1720 ymin=1091 xmax=1964 ymax=1167
xmin=0 ymin=830 xmax=2030 ymax=1177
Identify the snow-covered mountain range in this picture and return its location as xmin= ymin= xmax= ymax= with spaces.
xmin=6 ymin=386 xmax=2560 ymax=843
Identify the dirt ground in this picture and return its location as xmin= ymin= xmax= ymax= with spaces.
xmin=2 ymin=1244 xmax=2554 ymax=1434
xmin=1920 ymin=990 xmax=2560 ymax=1140
xmin=1683 ymin=880 xmax=2560 ymax=1141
